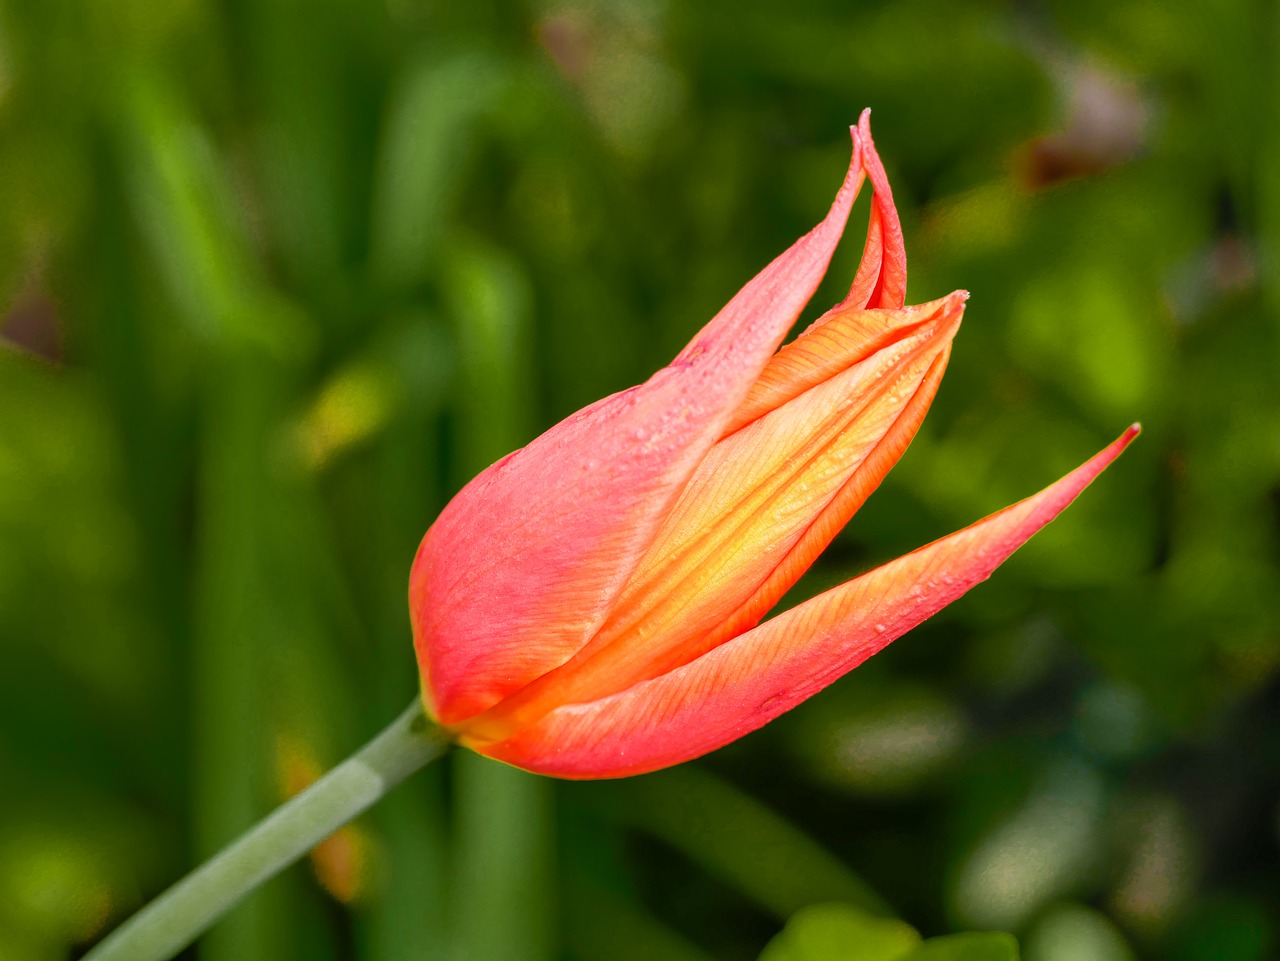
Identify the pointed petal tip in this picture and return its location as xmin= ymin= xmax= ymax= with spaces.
xmin=1086 ymin=423 xmax=1140 ymax=473
xmin=1106 ymin=422 xmax=1142 ymax=456
xmin=858 ymin=109 xmax=876 ymax=143
xmin=1027 ymin=426 xmax=1136 ymax=512
xmin=927 ymin=290 xmax=968 ymax=335
xmin=838 ymin=108 xmax=906 ymax=312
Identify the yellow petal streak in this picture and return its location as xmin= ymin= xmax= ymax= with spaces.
xmin=699 ymin=346 xmax=949 ymax=653
xmin=463 ymin=294 xmax=965 ymax=743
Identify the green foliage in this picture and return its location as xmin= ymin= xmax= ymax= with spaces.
xmin=905 ymin=934 xmax=1019 ymax=961
xmin=1 ymin=0 xmax=1277 ymax=958
xmin=759 ymin=905 xmax=1019 ymax=961
xmin=759 ymin=905 xmax=920 ymax=961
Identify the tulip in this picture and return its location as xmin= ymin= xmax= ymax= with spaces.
xmin=409 ymin=110 xmax=1136 ymax=779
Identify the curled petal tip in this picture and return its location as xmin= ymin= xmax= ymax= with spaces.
xmin=931 ymin=291 xmax=968 ymax=333
xmin=1048 ymin=426 xmax=1138 ymax=493
xmin=858 ymin=110 xmax=876 ymax=142
xmin=1108 ymin=423 xmax=1141 ymax=456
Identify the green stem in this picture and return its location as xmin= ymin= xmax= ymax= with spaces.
xmin=85 ymin=700 xmax=452 ymax=961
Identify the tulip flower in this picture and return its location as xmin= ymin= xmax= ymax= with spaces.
xmin=85 ymin=115 xmax=1138 ymax=961
xmin=409 ymin=110 xmax=1136 ymax=779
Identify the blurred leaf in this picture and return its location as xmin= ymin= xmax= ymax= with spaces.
xmin=950 ymin=758 xmax=1105 ymax=931
xmin=905 ymin=933 xmax=1019 ymax=961
xmin=1007 ymin=265 xmax=1166 ymax=423
xmin=569 ymin=766 xmax=892 ymax=920
xmin=116 ymin=68 xmax=308 ymax=356
xmin=1166 ymin=895 xmax=1275 ymax=961
xmin=442 ymin=233 xmax=535 ymax=481
xmin=792 ymin=681 xmax=970 ymax=798
xmin=369 ymin=49 xmax=509 ymax=289
xmin=1107 ymin=795 xmax=1197 ymax=941
xmin=453 ymin=755 xmax=556 ymax=961
xmin=446 ymin=215 xmax=551 ymax=961
xmin=564 ymin=867 xmax=717 ymax=961
xmin=1024 ymin=904 xmax=1133 ymax=961
xmin=759 ymin=904 xmax=920 ymax=961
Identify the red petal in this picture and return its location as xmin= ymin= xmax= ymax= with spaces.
xmin=414 ymin=132 xmax=868 ymax=725
xmin=462 ymin=297 xmax=961 ymax=741
xmin=472 ymin=426 xmax=1139 ymax=776
xmin=841 ymin=109 xmax=907 ymax=311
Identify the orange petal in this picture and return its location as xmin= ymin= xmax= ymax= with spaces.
xmin=472 ymin=426 xmax=1139 ymax=777
xmin=414 ymin=130 xmax=868 ymax=725
xmin=726 ymin=291 xmax=965 ymax=436
xmin=459 ymin=296 xmax=962 ymax=741
xmin=700 ymin=345 xmax=950 ymax=653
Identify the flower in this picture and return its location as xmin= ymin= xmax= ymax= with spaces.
xmin=409 ymin=111 xmax=1137 ymax=779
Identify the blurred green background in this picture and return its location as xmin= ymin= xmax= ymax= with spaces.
xmin=2 ymin=0 xmax=1278 ymax=959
